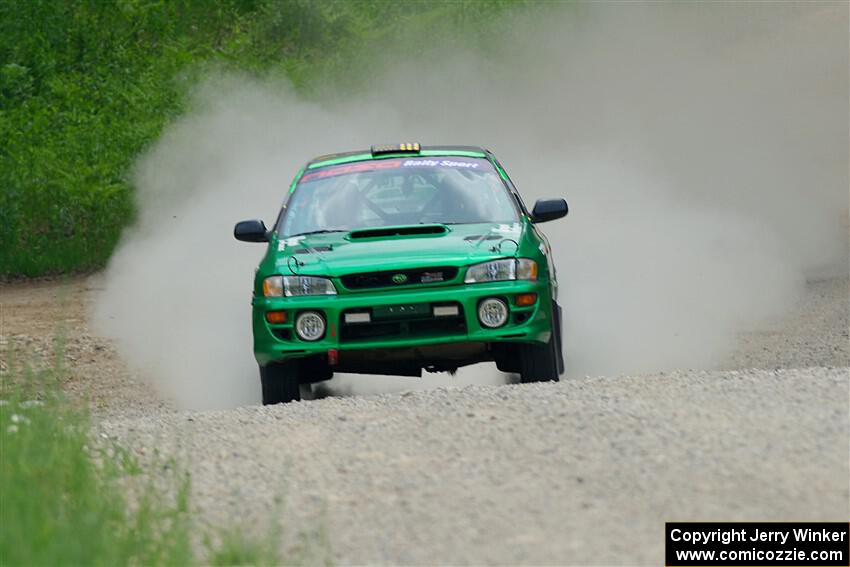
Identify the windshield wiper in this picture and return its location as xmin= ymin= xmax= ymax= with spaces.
xmin=286 ymin=229 xmax=346 ymax=237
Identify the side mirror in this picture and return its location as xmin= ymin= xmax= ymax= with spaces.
xmin=234 ymin=219 xmax=269 ymax=242
xmin=530 ymin=198 xmax=568 ymax=223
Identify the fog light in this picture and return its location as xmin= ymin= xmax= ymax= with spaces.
xmin=478 ymin=298 xmax=508 ymax=328
xmin=295 ymin=311 xmax=325 ymax=341
xmin=515 ymin=293 xmax=537 ymax=306
xmin=265 ymin=310 xmax=287 ymax=324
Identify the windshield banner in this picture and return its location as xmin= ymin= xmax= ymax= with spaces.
xmin=301 ymin=157 xmax=490 ymax=182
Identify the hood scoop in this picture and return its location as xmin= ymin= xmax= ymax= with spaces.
xmin=348 ymin=225 xmax=447 ymax=240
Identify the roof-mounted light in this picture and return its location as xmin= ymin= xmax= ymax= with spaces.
xmin=371 ymin=142 xmax=421 ymax=156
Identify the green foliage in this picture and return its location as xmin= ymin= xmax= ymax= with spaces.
xmin=1 ymin=0 xmax=524 ymax=277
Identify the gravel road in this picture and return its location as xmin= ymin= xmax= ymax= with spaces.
xmin=2 ymin=277 xmax=848 ymax=564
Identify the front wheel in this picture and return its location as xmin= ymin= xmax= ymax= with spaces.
xmin=260 ymin=362 xmax=301 ymax=405
xmin=518 ymin=303 xmax=563 ymax=383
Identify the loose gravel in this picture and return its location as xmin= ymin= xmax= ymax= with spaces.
xmin=2 ymin=277 xmax=848 ymax=564
xmin=98 ymin=367 xmax=847 ymax=565
xmin=725 ymin=278 xmax=849 ymax=370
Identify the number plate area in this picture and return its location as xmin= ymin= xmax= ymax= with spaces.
xmin=372 ymin=303 xmax=432 ymax=320
xmin=339 ymin=302 xmax=465 ymax=342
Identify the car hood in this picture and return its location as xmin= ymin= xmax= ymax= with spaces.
xmin=273 ymin=222 xmax=524 ymax=277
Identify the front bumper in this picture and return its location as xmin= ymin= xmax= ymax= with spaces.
xmin=251 ymin=279 xmax=553 ymax=366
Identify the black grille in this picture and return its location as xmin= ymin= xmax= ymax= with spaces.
xmin=341 ymin=267 xmax=458 ymax=290
xmin=340 ymin=303 xmax=465 ymax=342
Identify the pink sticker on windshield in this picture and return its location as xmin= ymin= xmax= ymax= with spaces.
xmin=300 ymin=159 xmax=405 ymax=182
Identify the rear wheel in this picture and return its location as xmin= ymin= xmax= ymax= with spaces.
xmin=519 ymin=303 xmax=563 ymax=383
xmin=260 ymin=362 xmax=301 ymax=405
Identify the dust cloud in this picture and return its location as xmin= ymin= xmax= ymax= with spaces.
xmin=93 ymin=3 xmax=848 ymax=409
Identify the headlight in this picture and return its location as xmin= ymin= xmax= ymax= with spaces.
xmin=262 ymin=276 xmax=337 ymax=297
xmin=263 ymin=276 xmax=284 ymax=297
xmin=464 ymin=259 xmax=538 ymax=283
xmin=516 ymin=258 xmax=538 ymax=280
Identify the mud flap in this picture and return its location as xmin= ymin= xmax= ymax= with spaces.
xmin=555 ymin=303 xmax=565 ymax=375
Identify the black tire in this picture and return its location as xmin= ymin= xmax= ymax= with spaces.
xmin=519 ymin=303 xmax=563 ymax=383
xmin=260 ymin=361 xmax=301 ymax=405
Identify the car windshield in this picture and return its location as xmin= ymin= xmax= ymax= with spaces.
xmin=278 ymin=156 xmax=519 ymax=237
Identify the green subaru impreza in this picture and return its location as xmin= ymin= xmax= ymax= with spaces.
xmin=235 ymin=144 xmax=568 ymax=404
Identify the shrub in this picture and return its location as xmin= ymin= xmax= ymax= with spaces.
xmin=0 ymin=0 xmax=522 ymax=277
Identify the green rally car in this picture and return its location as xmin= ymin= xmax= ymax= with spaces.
xmin=234 ymin=143 xmax=568 ymax=404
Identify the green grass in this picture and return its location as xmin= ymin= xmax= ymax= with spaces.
xmin=208 ymin=528 xmax=282 ymax=567
xmin=0 ymin=356 xmax=293 ymax=566
xmin=0 ymin=0 xmax=528 ymax=277
xmin=0 ymin=367 xmax=191 ymax=565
